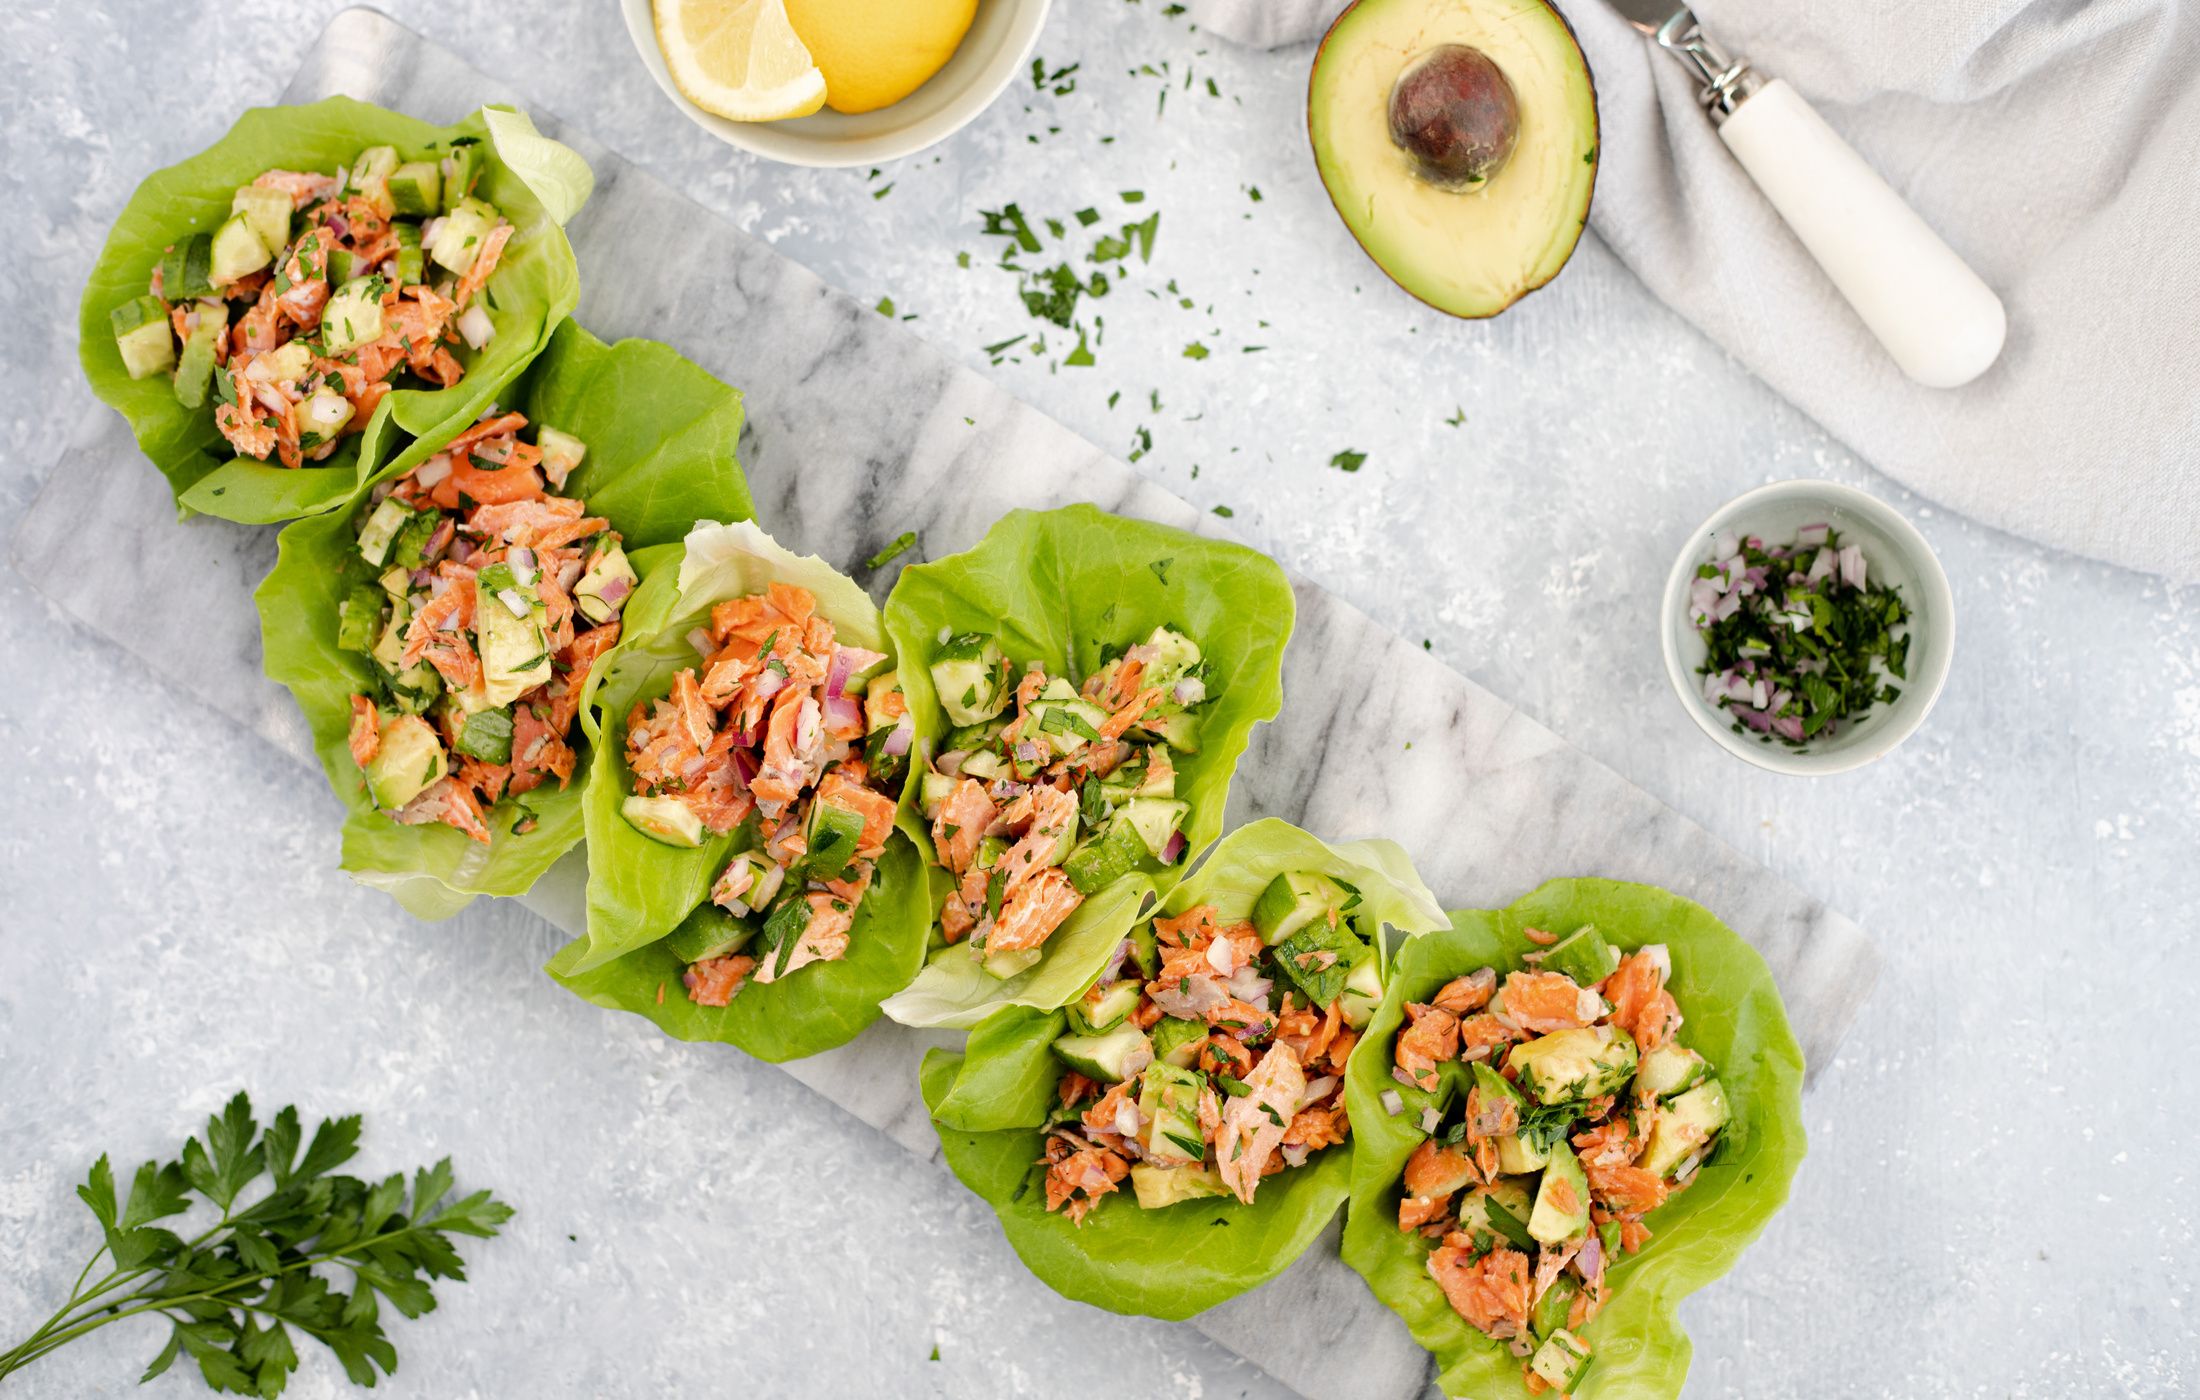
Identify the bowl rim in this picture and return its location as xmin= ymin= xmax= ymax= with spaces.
xmin=620 ymin=0 xmax=1054 ymax=169
xmin=1658 ymin=478 xmax=1956 ymax=777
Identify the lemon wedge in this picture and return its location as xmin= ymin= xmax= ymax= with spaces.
xmin=653 ymin=0 xmax=828 ymax=123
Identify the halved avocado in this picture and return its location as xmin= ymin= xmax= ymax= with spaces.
xmin=1309 ymin=0 xmax=1599 ymax=318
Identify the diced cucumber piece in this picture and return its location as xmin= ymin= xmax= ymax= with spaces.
xmin=537 ymin=425 xmax=587 ymax=483
xmin=1051 ymin=1023 xmax=1152 ymax=1082
xmin=160 ymin=234 xmax=216 ymax=301
xmin=170 ymin=301 xmax=226 ymax=409
xmin=1639 ymin=1079 xmax=1730 ymax=1178
xmin=1340 ymin=954 xmax=1385 ymax=1029
xmin=804 ymin=799 xmax=868 ymax=882
xmin=944 ymin=717 xmax=1007 ymax=752
xmin=356 ymin=497 xmax=413 ymax=567
xmin=388 ymin=160 xmax=442 ymax=216
xmin=298 ymin=387 xmax=354 ymax=452
xmin=326 ymin=246 xmax=361 ymax=286
xmin=1029 ymin=695 xmax=1109 ymax=758
xmin=1137 ymin=1062 xmax=1205 ymax=1166
xmin=1509 ymin=1027 xmax=1639 ymax=1105
xmin=440 ymin=142 xmax=484 ymax=210
xmin=1528 ymin=1329 xmax=1592 ymax=1392
xmin=393 ymin=221 xmax=424 ymax=285
xmin=1150 ymin=1015 xmax=1205 ymax=1068
xmin=930 ymin=632 xmax=1008 ymax=725
xmin=1635 ymin=1044 xmax=1709 ymax=1101
xmin=1541 ymin=923 xmax=1619 ymax=986
xmin=975 ymin=834 xmax=1010 ymax=871
xmin=230 ymin=185 xmax=292 ymax=260
xmin=1127 ymin=923 xmax=1161 ymax=979
xmin=1273 ymin=914 xmax=1369 ymax=1010
xmin=1495 ymin=1131 xmax=1549 ymax=1174
xmin=322 ymin=276 xmax=386 ymax=356
xmin=378 ymin=566 xmax=411 ymax=597
xmin=958 ymin=750 xmax=1006 ymax=781
xmin=430 ymin=196 xmax=499 ymax=276
xmin=663 ymin=902 xmax=756 ymax=964
xmin=1069 ymin=979 xmax=1143 ymax=1034
xmin=208 ymin=211 xmax=271 ymax=285
xmin=574 ymin=543 xmax=636 ymax=624
xmin=623 ymin=795 xmax=705 ymax=848
xmin=1134 ymin=704 xmax=1202 ymax=753
xmin=983 ymin=946 xmax=1041 ymax=980
xmin=336 ymin=584 xmax=386 ymax=654
xmin=1459 ymin=1178 xmax=1537 ymax=1251
xmin=1119 ymin=797 xmax=1188 ymax=859
xmin=477 ymin=586 xmax=550 ymax=706
xmin=1063 ymin=819 xmax=1147 ymax=895
xmin=455 ymin=709 xmax=514 ymax=764
xmin=370 ymin=594 xmax=411 ymax=670
xmin=384 ymin=663 xmax=442 ymax=716
xmin=1130 ymin=1163 xmax=1229 ymax=1209
xmin=363 ymin=715 xmax=445 ymax=809
xmin=1528 ymin=1140 xmax=1591 ymax=1244
xmin=1251 ymin=870 xmax=1350 ymax=945
xmin=110 ymin=296 xmax=175 ymax=380
xmin=350 ymin=145 xmax=400 ymax=202
xmin=919 ymin=771 xmax=958 ymax=820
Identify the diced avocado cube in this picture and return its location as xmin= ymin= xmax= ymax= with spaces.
xmin=1150 ymin=1015 xmax=1205 ymax=1068
xmin=1127 ymin=923 xmax=1160 ymax=980
xmin=455 ymin=708 xmax=514 ymax=764
xmin=476 ymin=585 xmax=550 ymax=707
xmin=336 ymin=584 xmax=386 ymax=654
xmin=974 ymin=834 xmax=1010 ymax=870
xmin=1134 ymin=703 xmax=1202 ymax=753
xmin=110 ymin=296 xmax=175 ymax=380
xmin=1051 ymin=1023 xmax=1152 ymax=1082
xmin=370 ymin=594 xmax=411 ymax=671
xmin=1137 ymin=1062 xmax=1206 ymax=1167
xmin=982 ymin=946 xmax=1041 ymax=980
xmin=363 ymin=714 xmax=445 ymax=810
xmin=1495 ymin=1131 xmax=1549 ymax=1174
xmin=1635 ymin=1044 xmax=1710 ymax=1101
xmin=209 ymin=211 xmax=271 ymax=285
xmin=1639 ymin=1079 xmax=1730 ymax=1178
xmin=356 ymin=497 xmax=414 ymax=567
xmin=1458 ymin=1178 xmax=1537 ymax=1251
xmin=1541 ymin=924 xmax=1619 ymax=986
xmin=170 ymin=302 xmax=226 ymax=409
xmin=440 ymin=141 xmax=484 ymax=210
xmin=230 ymin=185 xmax=292 ymax=261
xmin=536 ymin=425 xmax=587 ymax=484
xmin=1069 ymin=979 xmax=1143 ymax=1034
xmin=623 ymin=795 xmax=705 ymax=848
xmin=930 ymin=632 xmax=1008 ymax=726
xmin=1142 ymin=625 xmax=1203 ymax=684
xmin=1339 ymin=953 xmax=1385 ymax=1029
xmin=1252 ymin=869 xmax=1351 ymax=945
xmin=392 ymin=221 xmax=424 ymax=285
xmin=1274 ymin=914 xmax=1369 ymax=1010
xmin=918 ymin=770 xmax=958 ymax=821
xmin=160 ymin=234 xmax=216 ymax=302
xmin=1527 ymin=1139 xmax=1591 ymax=1244
xmin=1509 ymin=1027 xmax=1639 ymax=1106
xmin=1130 ymin=1163 xmax=1229 ymax=1210
xmin=322 ymin=276 xmax=387 ymax=356
xmin=574 ymin=543 xmax=637 ymax=624
xmin=297 ymin=387 xmax=354 ymax=452
xmin=260 ymin=341 xmax=313 ymax=383
xmin=384 ymin=663 xmax=442 ymax=716
xmin=377 ymin=566 xmax=411 ymax=597
xmin=663 ymin=902 xmax=756 ymax=965
xmin=1063 ymin=819 xmax=1146 ymax=896
xmin=804 ymin=799 xmax=868 ymax=882
xmin=430 ymin=196 xmax=499 ymax=276
xmin=388 ymin=160 xmax=442 ymax=216
xmin=1528 ymin=1329 xmax=1592 ymax=1392
xmin=1118 ymin=797 xmax=1188 ymax=859
xmin=1533 ymin=1274 xmax=1582 ymax=1339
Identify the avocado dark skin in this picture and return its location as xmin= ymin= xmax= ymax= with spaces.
xmin=1388 ymin=45 xmax=1520 ymax=188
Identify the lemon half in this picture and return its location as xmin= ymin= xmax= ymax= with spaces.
xmin=784 ymin=0 xmax=979 ymax=115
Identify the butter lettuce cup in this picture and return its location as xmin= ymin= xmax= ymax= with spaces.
xmin=545 ymin=519 xmax=933 ymax=1062
xmin=255 ymin=321 xmax=750 ymax=920
xmin=81 ymin=95 xmax=590 ymax=525
xmin=878 ymin=504 xmax=1295 ymax=1033
xmin=1341 ymin=879 xmax=1806 ymax=1399
xmin=921 ymin=818 xmax=1446 ymax=1319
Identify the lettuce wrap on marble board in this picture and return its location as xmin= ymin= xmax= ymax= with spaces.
xmin=253 ymin=320 xmax=749 ymax=920
xmin=879 ymin=505 xmax=1295 ymax=1032
xmin=80 ymin=95 xmax=590 ymax=524
xmin=545 ymin=519 xmax=932 ymax=1062
xmin=921 ymin=818 xmax=1447 ymax=1320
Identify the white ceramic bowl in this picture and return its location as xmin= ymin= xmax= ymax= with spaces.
xmin=621 ymin=0 xmax=1052 ymax=168
xmin=1660 ymin=479 xmax=1955 ymax=776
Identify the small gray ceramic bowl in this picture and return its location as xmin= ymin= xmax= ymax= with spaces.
xmin=1660 ymin=479 xmax=1955 ymax=776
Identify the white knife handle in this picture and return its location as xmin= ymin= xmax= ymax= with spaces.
xmin=1718 ymin=79 xmax=2006 ymax=388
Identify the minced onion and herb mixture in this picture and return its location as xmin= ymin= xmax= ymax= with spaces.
xmin=1688 ymin=524 xmax=1909 ymax=746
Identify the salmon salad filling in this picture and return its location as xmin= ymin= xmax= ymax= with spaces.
xmin=618 ymin=582 xmax=914 ymax=1005
xmin=915 ymin=626 xmax=1210 ymax=978
xmin=108 ymin=141 xmax=513 ymax=467
xmin=1038 ymin=869 xmax=1389 ymax=1224
xmin=340 ymin=411 xmax=633 ymax=842
xmin=1383 ymin=925 xmax=1731 ymax=1396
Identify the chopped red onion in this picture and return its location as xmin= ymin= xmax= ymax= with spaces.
xmin=496 ymin=588 xmax=529 ymax=619
xmin=685 ymin=626 xmax=714 ymax=658
xmin=414 ymin=454 xmax=452 ymax=489
xmin=1418 ymin=1106 xmax=1442 ymax=1133
xmin=820 ymin=692 xmax=863 ymax=735
xmin=1159 ymin=830 xmax=1187 ymax=864
xmin=881 ymin=711 xmax=914 ymax=757
xmin=1097 ymin=938 xmax=1134 ymax=986
xmin=826 ymin=646 xmax=888 ymax=699
xmin=1838 ymin=543 xmax=1867 ymax=590
xmin=421 ymin=215 xmax=446 ymax=253
xmin=1577 ymin=1233 xmax=1604 ymax=1280
xmin=1795 ymin=522 xmax=1830 ymax=547
xmin=1224 ymin=967 xmax=1271 ymax=1005
xmin=1806 ymin=547 xmax=1836 ymax=585
xmin=455 ymin=304 xmax=494 ymax=350
xmin=594 ymin=574 xmax=632 ymax=606
xmin=1150 ymin=975 xmax=1227 ymax=1019
xmin=1299 ymin=1076 xmax=1338 ymax=1109
xmin=1711 ymin=529 xmax=1740 ymax=559
xmin=1172 ymin=676 xmax=1206 ymax=706
xmin=1380 ymin=1089 xmax=1405 ymax=1116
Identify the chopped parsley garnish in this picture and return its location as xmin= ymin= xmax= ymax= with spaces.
xmin=865 ymin=531 xmax=918 ymax=569
xmin=1329 ymin=449 xmax=1367 ymax=473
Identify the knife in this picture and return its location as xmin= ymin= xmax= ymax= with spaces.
xmin=1604 ymin=1 xmax=2007 ymax=389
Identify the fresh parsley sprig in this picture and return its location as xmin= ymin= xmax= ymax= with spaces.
xmin=0 ymin=1092 xmax=513 ymax=1395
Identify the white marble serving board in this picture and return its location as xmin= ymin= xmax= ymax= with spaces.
xmin=10 ymin=11 xmax=1878 ymax=1399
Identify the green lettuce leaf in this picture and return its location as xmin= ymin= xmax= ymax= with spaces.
xmin=80 ymin=96 xmax=588 ymax=524
xmin=879 ymin=505 xmax=1295 ymax=1030
xmin=922 ymin=817 xmax=1446 ymax=1320
xmin=1340 ymin=879 xmax=1808 ymax=1400
xmin=541 ymin=519 xmax=931 ymax=1061
xmin=253 ymin=320 xmax=749 ymax=920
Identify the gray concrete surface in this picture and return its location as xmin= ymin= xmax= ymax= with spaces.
xmin=0 ymin=2 xmax=2192 ymax=1398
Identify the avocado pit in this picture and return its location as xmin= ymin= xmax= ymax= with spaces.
xmin=1388 ymin=44 xmax=1520 ymax=189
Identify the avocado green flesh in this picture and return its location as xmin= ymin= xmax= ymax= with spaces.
xmin=1309 ymin=0 xmax=1599 ymax=318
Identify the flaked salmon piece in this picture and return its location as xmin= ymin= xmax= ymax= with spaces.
xmin=1098 ymin=684 xmax=1166 ymax=740
xmin=1585 ymin=1160 xmax=1670 ymax=1215
xmin=931 ymin=777 xmax=994 ymax=875
xmin=1057 ymin=1071 xmax=1099 ymax=1109
xmin=817 ymin=769 xmax=895 ymax=858
xmin=684 ymin=954 xmax=755 ymax=1007
xmin=1501 ymin=970 xmax=1600 ymax=1033
xmin=1432 ymin=968 xmax=1497 ymax=1015
xmin=509 ymin=703 xmax=575 ymax=791
xmin=1456 ymin=1012 xmax=1521 ymax=1062
xmin=986 ymin=865 xmax=1083 ymax=954
xmin=465 ymin=496 xmax=596 ymax=547
xmin=1215 ymin=1041 xmax=1305 ymax=1205
xmin=751 ymin=688 xmax=820 ymax=814
xmin=996 ymin=783 xmax=1077 ymax=887
xmin=453 ymin=222 xmax=513 ymax=310
xmin=253 ymin=169 xmax=342 ymax=207
xmin=1153 ymin=903 xmax=1220 ymax=946
xmin=1282 ymin=1105 xmax=1348 ymax=1153
xmin=401 ymin=565 xmax=477 ymax=667
xmin=1399 ymin=1192 xmax=1453 ymax=1234
xmin=1571 ymin=1117 xmax=1643 ymax=1170
xmin=1275 ymin=994 xmax=1346 ymax=1069
xmin=1427 ymin=1242 xmax=1531 ymax=1337
xmin=1199 ymin=1034 xmax=1249 ymax=1077
xmin=1042 ymin=1137 xmax=1129 ymax=1226
xmin=391 ymin=776 xmax=490 ymax=844
xmin=1079 ymin=1081 xmax=1139 ymax=1139
xmin=1395 ymin=1003 xmax=1460 ymax=1091
xmin=1603 ymin=949 xmax=1684 ymax=1052
xmin=547 ymin=624 xmax=619 ymax=733
xmin=1465 ymin=1079 xmax=1522 ymax=1141
xmin=214 ymin=396 xmax=278 ymax=460
xmin=1204 ymin=997 xmax=1276 ymax=1040
xmin=1402 ymin=1139 xmax=1479 ymax=1200
xmin=754 ymin=892 xmax=855 ymax=984
xmin=346 ymin=695 xmax=381 ymax=767
xmin=230 ymin=288 xmax=282 ymax=352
